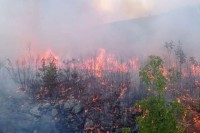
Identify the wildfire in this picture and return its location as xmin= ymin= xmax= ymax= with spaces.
xmin=119 ymin=88 xmax=128 ymax=99
xmin=163 ymin=65 xmax=200 ymax=79
xmin=163 ymin=67 xmax=168 ymax=77
xmin=81 ymin=48 xmax=138 ymax=77
xmin=31 ymin=48 xmax=139 ymax=78
xmin=92 ymin=96 xmax=100 ymax=102
xmin=177 ymin=98 xmax=181 ymax=103
xmin=39 ymin=49 xmax=61 ymax=67
xmin=191 ymin=65 xmax=200 ymax=76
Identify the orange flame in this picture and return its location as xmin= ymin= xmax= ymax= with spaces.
xmin=82 ymin=48 xmax=138 ymax=77
xmin=39 ymin=49 xmax=62 ymax=67
xmin=92 ymin=96 xmax=100 ymax=102
xmin=191 ymin=65 xmax=200 ymax=76
xmin=17 ymin=48 xmax=139 ymax=78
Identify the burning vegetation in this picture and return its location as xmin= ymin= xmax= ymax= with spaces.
xmin=1 ymin=41 xmax=200 ymax=133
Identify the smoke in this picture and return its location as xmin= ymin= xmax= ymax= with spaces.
xmin=0 ymin=0 xmax=200 ymax=58
xmin=92 ymin=0 xmax=200 ymax=22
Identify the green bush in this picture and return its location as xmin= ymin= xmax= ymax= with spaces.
xmin=38 ymin=56 xmax=59 ymax=100
xmin=122 ymin=127 xmax=132 ymax=133
xmin=137 ymin=55 xmax=185 ymax=133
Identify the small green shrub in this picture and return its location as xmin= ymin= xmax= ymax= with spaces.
xmin=122 ymin=127 xmax=132 ymax=133
xmin=38 ymin=55 xmax=59 ymax=100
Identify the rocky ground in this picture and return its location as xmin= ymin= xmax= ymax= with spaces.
xmin=0 ymin=91 xmax=58 ymax=133
xmin=0 ymin=89 xmax=141 ymax=133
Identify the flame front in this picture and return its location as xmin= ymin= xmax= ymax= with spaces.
xmin=82 ymin=49 xmax=138 ymax=77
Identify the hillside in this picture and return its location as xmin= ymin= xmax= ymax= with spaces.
xmin=84 ymin=5 xmax=200 ymax=57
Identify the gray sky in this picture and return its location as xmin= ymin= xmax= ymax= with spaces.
xmin=0 ymin=0 xmax=200 ymax=59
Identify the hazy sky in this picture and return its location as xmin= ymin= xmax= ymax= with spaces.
xmin=0 ymin=0 xmax=200 ymax=59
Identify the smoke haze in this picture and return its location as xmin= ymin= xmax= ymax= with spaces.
xmin=0 ymin=0 xmax=200 ymax=59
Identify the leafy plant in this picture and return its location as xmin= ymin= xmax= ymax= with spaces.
xmin=139 ymin=55 xmax=167 ymax=96
xmin=137 ymin=55 xmax=185 ymax=133
xmin=40 ymin=57 xmax=58 ymax=88
xmin=122 ymin=127 xmax=132 ymax=133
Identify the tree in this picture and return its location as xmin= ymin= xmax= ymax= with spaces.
xmin=139 ymin=55 xmax=167 ymax=96
xmin=136 ymin=55 xmax=185 ymax=133
xmin=6 ymin=51 xmax=41 ymax=100
xmin=39 ymin=55 xmax=59 ymax=100
xmin=175 ymin=41 xmax=186 ymax=80
xmin=0 ymin=60 xmax=4 ymax=70
xmin=165 ymin=41 xmax=174 ymax=69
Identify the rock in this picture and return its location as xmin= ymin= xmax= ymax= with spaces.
xmin=52 ymin=109 xmax=58 ymax=116
xmin=133 ymin=124 xmax=139 ymax=133
xmin=64 ymin=99 xmax=78 ymax=109
xmin=72 ymin=103 xmax=83 ymax=114
xmin=30 ymin=106 xmax=41 ymax=116
xmin=25 ymin=114 xmax=35 ymax=121
xmin=115 ymin=128 xmax=122 ymax=133
xmin=68 ymin=114 xmax=73 ymax=119
xmin=42 ymin=103 xmax=51 ymax=109
xmin=104 ymin=103 xmax=110 ymax=113
xmin=58 ymin=100 xmax=64 ymax=105
xmin=54 ymin=104 xmax=60 ymax=109
xmin=84 ymin=120 xmax=94 ymax=129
